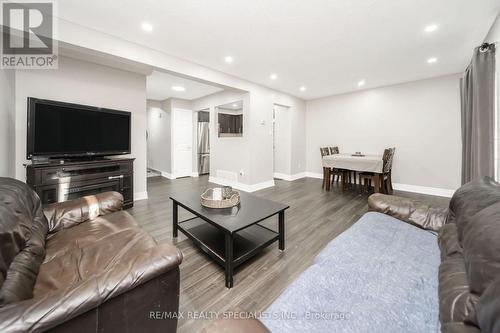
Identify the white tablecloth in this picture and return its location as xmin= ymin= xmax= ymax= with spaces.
xmin=322 ymin=154 xmax=383 ymax=173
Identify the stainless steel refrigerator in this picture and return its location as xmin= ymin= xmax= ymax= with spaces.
xmin=197 ymin=121 xmax=210 ymax=175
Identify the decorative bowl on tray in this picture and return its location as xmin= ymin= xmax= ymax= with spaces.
xmin=201 ymin=187 xmax=240 ymax=208
xmin=351 ymin=151 xmax=365 ymax=157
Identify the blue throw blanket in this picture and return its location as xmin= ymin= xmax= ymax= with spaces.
xmin=261 ymin=212 xmax=440 ymax=333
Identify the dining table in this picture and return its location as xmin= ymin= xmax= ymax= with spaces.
xmin=322 ymin=153 xmax=384 ymax=192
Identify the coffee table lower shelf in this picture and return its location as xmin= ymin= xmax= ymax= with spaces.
xmin=178 ymin=217 xmax=279 ymax=269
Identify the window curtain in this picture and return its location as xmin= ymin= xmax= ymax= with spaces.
xmin=460 ymin=43 xmax=496 ymax=184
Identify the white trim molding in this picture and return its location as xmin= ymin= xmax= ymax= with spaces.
xmin=273 ymin=172 xmax=307 ymax=181
xmin=303 ymin=171 xmax=455 ymax=197
xmin=161 ymin=171 xmax=175 ymax=179
xmin=305 ymin=172 xmax=323 ymax=179
xmin=208 ymin=176 xmax=275 ymax=192
xmin=134 ymin=191 xmax=148 ymax=201
xmin=392 ymin=183 xmax=455 ymax=198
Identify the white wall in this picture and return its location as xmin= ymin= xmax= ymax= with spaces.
xmin=249 ymin=87 xmax=307 ymax=185
xmin=147 ymin=99 xmax=171 ymax=175
xmin=273 ymin=104 xmax=292 ymax=175
xmin=306 ymin=74 xmax=462 ymax=193
xmin=14 ymin=56 xmax=148 ymax=199
xmin=54 ymin=21 xmax=306 ymax=190
xmin=191 ymin=90 xmax=252 ymax=186
xmin=0 ymin=70 xmax=15 ymax=177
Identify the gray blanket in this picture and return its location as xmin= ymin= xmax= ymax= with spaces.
xmin=261 ymin=212 xmax=440 ymax=333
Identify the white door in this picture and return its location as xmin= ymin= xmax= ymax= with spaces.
xmin=172 ymin=108 xmax=193 ymax=178
xmin=273 ymin=104 xmax=291 ymax=174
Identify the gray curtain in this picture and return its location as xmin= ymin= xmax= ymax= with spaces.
xmin=460 ymin=43 xmax=496 ymax=184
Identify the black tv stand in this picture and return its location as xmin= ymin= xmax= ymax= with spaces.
xmin=65 ymin=156 xmax=106 ymax=161
xmin=26 ymin=157 xmax=135 ymax=209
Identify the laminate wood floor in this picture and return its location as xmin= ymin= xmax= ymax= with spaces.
xmin=128 ymin=176 xmax=449 ymax=333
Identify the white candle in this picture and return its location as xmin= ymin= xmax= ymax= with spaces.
xmin=213 ymin=188 xmax=222 ymax=201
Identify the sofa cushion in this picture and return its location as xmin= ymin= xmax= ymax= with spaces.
xmin=0 ymin=178 xmax=48 ymax=304
xmin=438 ymin=257 xmax=479 ymax=325
xmin=34 ymin=210 xmax=157 ymax=296
xmin=448 ymin=178 xmax=500 ymax=241
xmin=0 ymin=243 xmax=182 ymax=333
xmin=461 ymin=201 xmax=500 ymax=295
xmin=441 ymin=322 xmax=482 ymax=333
xmin=262 ymin=212 xmax=440 ymax=333
xmin=438 ymin=223 xmax=463 ymax=261
xmin=478 ymin=277 xmax=500 ymax=333
xmin=44 ymin=191 xmax=123 ymax=234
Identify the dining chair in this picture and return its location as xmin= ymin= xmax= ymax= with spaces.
xmin=320 ymin=147 xmax=331 ymax=188
xmin=329 ymin=146 xmax=339 ymax=154
xmin=359 ymin=148 xmax=396 ymax=194
xmin=328 ymin=146 xmax=343 ymax=184
xmin=330 ymin=146 xmax=356 ymax=187
xmin=320 ymin=147 xmax=343 ymax=189
xmin=381 ymin=147 xmax=396 ymax=194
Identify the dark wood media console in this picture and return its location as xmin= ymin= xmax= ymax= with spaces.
xmin=26 ymin=158 xmax=135 ymax=209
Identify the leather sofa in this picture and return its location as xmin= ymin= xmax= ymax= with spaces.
xmin=0 ymin=177 xmax=183 ymax=333
xmin=202 ymin=177 xmax=500 ymax=333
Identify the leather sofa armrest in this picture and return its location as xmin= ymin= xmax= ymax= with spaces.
xmin=44 ymin=191 xmax=124 ymax=233
xmin=368 ymin=193 xmax=448 ymax=232
xmin=0 ymin=243 xmax=183 ymax=333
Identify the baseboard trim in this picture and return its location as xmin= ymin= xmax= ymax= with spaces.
xmin=392 ymin=183 xmax=455 ymax=198
xmin=273 ymin=172 xmax=307 ymax=181
xmin=208 ymin=176 xmax=275 ymax=192
xmin=134 ymin=191 xmax=148 ymax=201
xmin=161 ymin=171 xmax=175 ymax=179
xmin=305 ymin=172 xmax=323 ymax=179
xmin=303 ymin=171 xmax=455 ymax=197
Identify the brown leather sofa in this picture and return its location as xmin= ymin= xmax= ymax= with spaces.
xmin=203 ymin=177 xmax=500 ymax=333
xmin=0 ymin=177 xmax=183 ymax=333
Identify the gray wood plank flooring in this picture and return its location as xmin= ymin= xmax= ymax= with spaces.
xmin=127 ymin=176 xmax=449 ymax=332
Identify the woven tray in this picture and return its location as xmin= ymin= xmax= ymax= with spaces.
xmin=201 ymin=188 xmax=240 ymax=208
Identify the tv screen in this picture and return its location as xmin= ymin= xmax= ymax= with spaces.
xmin=27 ymin=98 xmax=131 ymax=159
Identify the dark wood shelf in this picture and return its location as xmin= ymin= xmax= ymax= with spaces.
xmin=178 ymin=217 xmax=279 ymax=267
xmin=26 ymin=157 xmax=134 ymax=208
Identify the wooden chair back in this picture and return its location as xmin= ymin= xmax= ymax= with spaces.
xmin=382 ymin=148 xmax=396 ymax=173
xmin=329 ymin=146 xmax=339 ymax=154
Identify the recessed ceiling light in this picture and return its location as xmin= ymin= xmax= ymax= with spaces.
xmin=299 ymin=86 xmax=307 ymax=92
xmin=141 ymin=22 xmax=153 ymax=32
xmin=357 ymin=80 xmax=366 ymax=87
xmin=171 ymin=86 xmax=185 ymax=92
xmin=224 ymin=56 xmax=233 ymax=63
xmin=232 ymin=103 xmax=238 ymax=107
xmin=270 ymin=73 xmax=278 ymax=80
xmin=427 ymin=57 xmax=438 ymax=64
xmin=424 ymin=24 xmax=438 ymax=33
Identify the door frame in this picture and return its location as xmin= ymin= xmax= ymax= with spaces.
xmin=272 ymin=103 xmax=291 ymax=175
xmin=171 ymin=108 xmax=194 ymax=178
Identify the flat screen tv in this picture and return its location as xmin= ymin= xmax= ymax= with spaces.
xmin=27 ymin=97 xmax=131 ymax=159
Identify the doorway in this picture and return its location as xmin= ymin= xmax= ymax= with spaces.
xmin=172 ymin=108 xmax=193 ymax=178
xmin=273 ymin=104 xmax=291 ymax=176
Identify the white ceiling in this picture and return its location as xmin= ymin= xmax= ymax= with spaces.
xmin=146 ymin=70 xmax=223 ymax=101
xmin=56 ymin=0 xmax=500 ymax=99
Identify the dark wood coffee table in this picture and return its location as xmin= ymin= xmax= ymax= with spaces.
xmin=170 ymin=190 xmax=289 ymax=288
